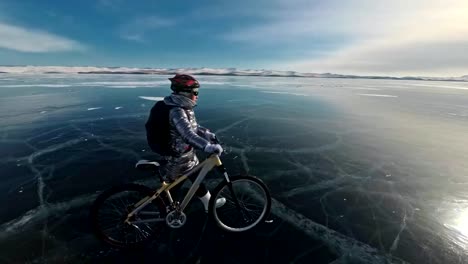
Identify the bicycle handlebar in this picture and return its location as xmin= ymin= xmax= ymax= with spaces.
xmin=212 ymin=135 xmax=223 ymax=155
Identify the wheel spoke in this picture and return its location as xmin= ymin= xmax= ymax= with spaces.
xmin=212 ymin=177 xmax=270 ymax=232
xmin=91 ymin=184 xmax=167 ymax=248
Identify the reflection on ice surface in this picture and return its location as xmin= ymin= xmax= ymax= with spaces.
xmin=0 ymin=75 xmax=467 ymax=263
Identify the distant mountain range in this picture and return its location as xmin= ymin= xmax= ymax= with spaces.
xmin=1 ymin=66 xmax=467 ymax=82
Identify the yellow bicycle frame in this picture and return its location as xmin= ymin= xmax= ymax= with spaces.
xmin=125 ymin=154 xmax=223 ymax=223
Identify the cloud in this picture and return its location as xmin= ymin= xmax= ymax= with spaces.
xmin=224 ymin=0 xmax=456 ymax=42
xmin=286 ymin=40 xmax=468 ymax=76
xmin=223 ymin=0 xmax=468 ymax=76
xmin=0 ymin=23 xmax=86 ymax=53
xmin=119 ymin=16 xmax=175 ymax=42
xmin=120 ymin=33 xmax=145 ymax=43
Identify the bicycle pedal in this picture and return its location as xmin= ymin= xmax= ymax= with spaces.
xmin=265 ymin=219 xmax=274 ymax=223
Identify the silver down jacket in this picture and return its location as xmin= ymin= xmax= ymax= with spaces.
xmin=161 ymin=94 xmax=210 ymax=180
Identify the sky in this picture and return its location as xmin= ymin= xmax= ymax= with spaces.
xmin=0 ymin=0 xmax=468 ymax=77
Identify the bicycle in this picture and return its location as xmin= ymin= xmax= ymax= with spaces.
xmin=89 ymin=139 xmax=272 ymax=249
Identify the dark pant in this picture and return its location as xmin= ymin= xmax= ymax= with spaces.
xmin=161 ymin=150 xmax=208 ymax=197
xmin=188 ymin=169 xmax=209 ymax=197
xmin=171 ymin=174 xmax=208 ymax=197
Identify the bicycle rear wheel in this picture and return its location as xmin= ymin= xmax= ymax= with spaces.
xmin=210 ymin=175 xmax=271 ymax=232
xmin=90 ymin=184 xmax=167 ymax=248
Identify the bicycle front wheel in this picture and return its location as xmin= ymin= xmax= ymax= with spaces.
xmin=210 ymin=175 xmax=271 ymax=232
xmin=89 ymin=184 xmax=167 ymax=248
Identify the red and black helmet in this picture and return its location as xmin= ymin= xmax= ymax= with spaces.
xmin=169 ymin=74 xmax=200 ymax=92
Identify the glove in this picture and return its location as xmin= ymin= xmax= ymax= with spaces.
xmin=204 ymin=131 xmax=216 ymax=141
xmin=204 ymin=143 xmax=223 ymax=155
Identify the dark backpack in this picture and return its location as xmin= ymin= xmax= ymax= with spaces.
xmin=145 ymin=100 xmax=175 ymax=156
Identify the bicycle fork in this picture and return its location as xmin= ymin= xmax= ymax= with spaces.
xmin=218 ymin=165 xmax=273 ymax=224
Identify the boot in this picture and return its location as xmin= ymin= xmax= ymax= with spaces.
xmin=199 ymin=191 xmax=226 ymax=212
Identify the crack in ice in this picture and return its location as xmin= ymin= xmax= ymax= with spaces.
xmin=214 ymin=117 xmax=250 ymax=135
xmin=270 ymin=198 xmax=409 ymax=264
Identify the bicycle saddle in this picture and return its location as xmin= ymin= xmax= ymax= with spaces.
xmin=135 ymin=159 xmax=168 ymax=170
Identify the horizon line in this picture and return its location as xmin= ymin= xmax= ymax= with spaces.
xmin=0 ymin=65 xmax=467 ymax=82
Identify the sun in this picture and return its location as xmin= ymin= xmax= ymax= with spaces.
xmin=446 ymin=208 xmax=468 ymax=248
